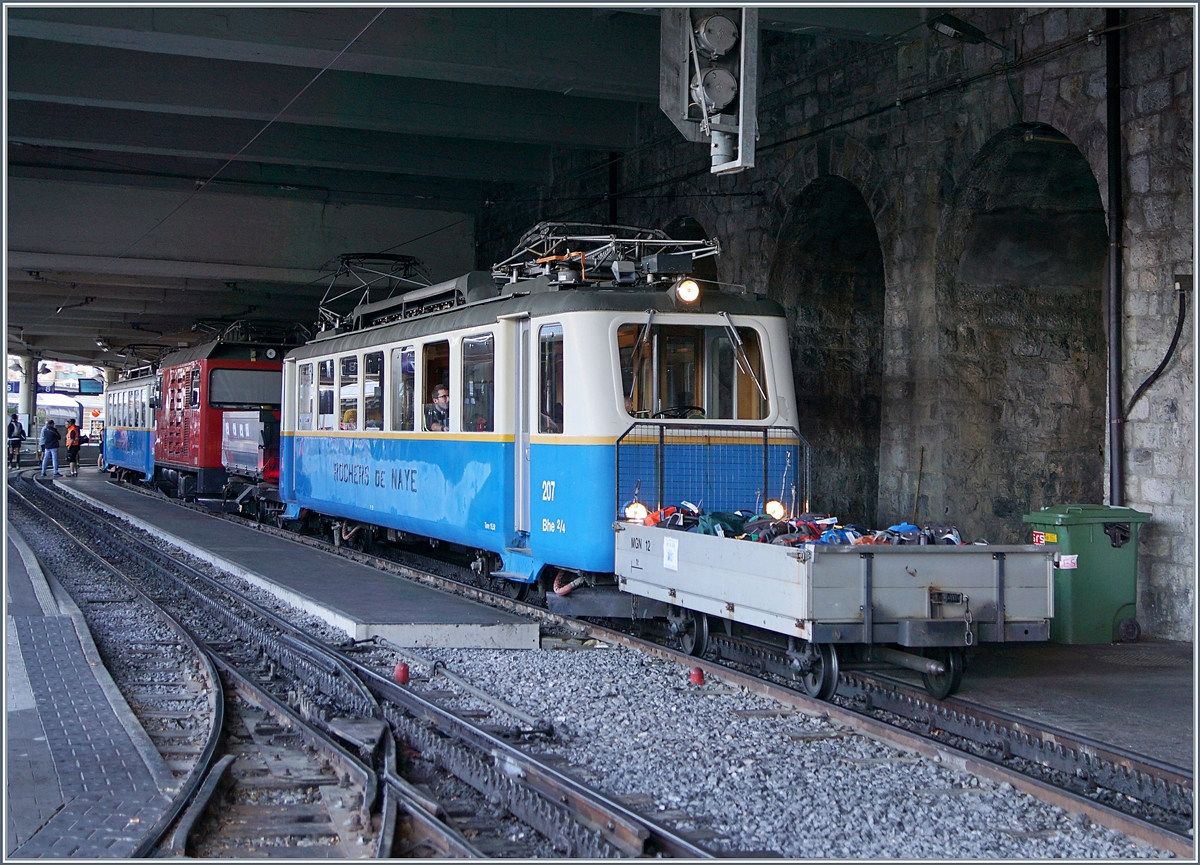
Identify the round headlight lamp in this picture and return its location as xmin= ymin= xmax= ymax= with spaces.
xmin=764 ymin=499 xmax=786 ymax=520
xmin=624 ymin=501 xmax=649 ymax=523
xmin=673 ymin=278 xmax=701 ymax=304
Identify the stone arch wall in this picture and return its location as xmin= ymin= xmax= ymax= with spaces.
xmin=766 ymin=175 xmax=886 ymax=524
xmin=931 ymin=122 xmax=1108 ymax=541
xmin=480 ymin=8 xmax=1192 ymax=638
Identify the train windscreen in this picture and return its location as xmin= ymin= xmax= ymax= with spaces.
xmin=617 ymin=323 xmax=768 ymax=420
xmin=209 ymin=369 xmax=282 ymax=409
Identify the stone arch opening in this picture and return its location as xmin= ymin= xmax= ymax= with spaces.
xmin=935 ymin=123 xmax=1107 ymax=541
xmin=767 ymin=176 xmax=886 ymax=525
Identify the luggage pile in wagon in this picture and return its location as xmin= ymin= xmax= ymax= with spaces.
xmin=637 ymin=501 xmax=977 ymax=546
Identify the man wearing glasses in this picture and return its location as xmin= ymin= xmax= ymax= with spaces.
xmin=424 ymin=384 xmax=450 ymax=431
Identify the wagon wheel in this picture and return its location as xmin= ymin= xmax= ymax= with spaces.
xmin=493 ymin=578 xmax=530 ymax=602
xmin=800 ymin=643 xmax=839 ymax=701
xmin=921 ymin=647 xmax=964 ymax=700
xmin=678 ymin=608 xmax=709 ymax=657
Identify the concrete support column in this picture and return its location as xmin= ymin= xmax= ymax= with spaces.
xmin=18 ymin=356 xmax=36 ymax=419
xmin=103 ymin=366 xmax=118 ymax=385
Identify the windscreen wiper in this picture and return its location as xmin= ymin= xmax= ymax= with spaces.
xmin=719 ymin=311 xmax=767 ymax=402
xmin=626 ymin=310 xmax=655 ymax=402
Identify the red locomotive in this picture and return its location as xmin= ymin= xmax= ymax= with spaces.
xmin=143 ymin=325 xmax=297 ymax=498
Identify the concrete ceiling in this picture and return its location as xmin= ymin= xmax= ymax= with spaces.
xmin=6 ymin=6 xmax=921 ymax=365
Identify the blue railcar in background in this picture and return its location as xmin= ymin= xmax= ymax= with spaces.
xmin=102 ymin=373 xmax=156 ymax=481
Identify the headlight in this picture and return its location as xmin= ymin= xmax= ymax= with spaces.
xmin=673 ymin=278 xmax=701 ymax=304
xmin=624 ymin=501 xmax=649 ymax=522
xmin=764 ymin=499 xmax=786 ymax=520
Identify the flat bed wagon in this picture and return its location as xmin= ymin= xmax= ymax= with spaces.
xmin=612 ymin=422 xmax=1055 ymax=699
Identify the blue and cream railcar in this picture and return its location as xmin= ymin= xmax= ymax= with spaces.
xmin=103 ymin=373 xmax=156 ymax=481
xmin=280 ymin=268 xmax=797 ymax=592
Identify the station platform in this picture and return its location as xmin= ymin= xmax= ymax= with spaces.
xmin=955 ymin=639 xmax=1193 ymax=766
xmin=6 ymin=527 xmax=173 ymax=857
xmin=879 ymin=639 xmax=1193 ymax=767
xmin=53 ymin=470 xmax=539 ymax=650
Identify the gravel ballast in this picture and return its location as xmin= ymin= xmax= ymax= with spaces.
xmin=410 ymin=645 xmax=1170 ymax=859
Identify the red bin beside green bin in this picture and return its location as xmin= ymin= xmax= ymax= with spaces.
xmin=1022 ymin=504 xmax=1152 ymax=644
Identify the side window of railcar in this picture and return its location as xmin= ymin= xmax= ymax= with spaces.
xmin=317 ymin=360 xmax=335 ymax=430
xmin=363 ymin=352 xmax=384 ymax=430
xmin=190 ymin=368 xmax=201 ymax=408
xmin=617 ymin=324 xmax=768 ymax=420
xmin=391 ymin=347 xmax=415 ymax=431
xmin=422 ymin=341 xmax=450 ymax=431
xmin=539 ymin=324 xmax=564 ymax=434
xmin=297 ymin=363 xmax=314 ymax=431
xmin=339 ymin=356 xmax=358 ymax=430
xmin=461 ymin=334 xmax=494 ymax=432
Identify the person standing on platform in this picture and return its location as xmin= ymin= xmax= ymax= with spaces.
xmin=7 ymin=413 xmax=26 ymax=468
xmin=64 ymin=418 xmax=81 ymax=476
xmin=39 ymin=419 xmax=62 ymax=476
xmin=97 ymin=423 xmax=106 ymax=469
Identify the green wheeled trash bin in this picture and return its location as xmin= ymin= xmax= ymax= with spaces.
xmin=1022 ymin=505 xmax=1152 ymax=644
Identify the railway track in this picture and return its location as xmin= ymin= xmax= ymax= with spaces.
xmin=7 ymin=482 xmax=222 ymax=856
xmin=15 ymin=475 xmax=723 ymax=857
xmin=103 ymin=479 xmax=1193 ymax=857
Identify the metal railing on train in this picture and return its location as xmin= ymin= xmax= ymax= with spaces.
xmin=615 ymin=422 xmax=810 ymax=518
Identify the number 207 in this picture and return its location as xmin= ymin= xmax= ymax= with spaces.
xmin=541 ymin=480 xmax=556 ymax=501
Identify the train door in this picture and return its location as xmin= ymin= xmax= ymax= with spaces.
xmin=514 ymin=317 xmax=531 ymax=534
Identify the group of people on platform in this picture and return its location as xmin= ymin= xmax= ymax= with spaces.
xmin=8 ymin=413 xmax=97 ymax=476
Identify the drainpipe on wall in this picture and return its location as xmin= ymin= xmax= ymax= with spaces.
xmin=1107 ymin=8 xmax=1125 ymax=507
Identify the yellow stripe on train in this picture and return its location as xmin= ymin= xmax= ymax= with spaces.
xmin=292 ymin=430 xmax=515 ymax=444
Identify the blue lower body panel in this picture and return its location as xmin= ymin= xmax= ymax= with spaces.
xmin=288 ymin=435 xmax=512 ymax=554
xmin=282 ymin=435 xmax=621 ymax=579
xmin=528 ymin=443 xmax=614 ymax=574
xmin=105 ymin=428 xmax=154 ymax=480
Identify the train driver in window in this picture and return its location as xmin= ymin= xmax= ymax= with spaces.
xmin=424 ymin=384 xmax=450 ymax=431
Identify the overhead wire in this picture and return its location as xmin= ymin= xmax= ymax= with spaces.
xmin=110 ymin=7 xmax=388 ymax=261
